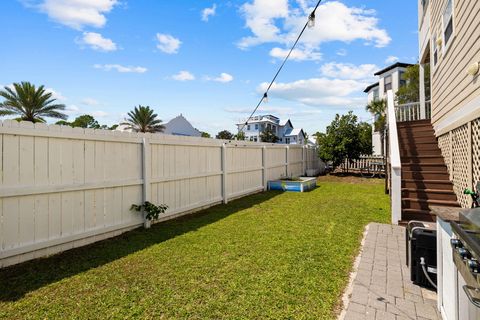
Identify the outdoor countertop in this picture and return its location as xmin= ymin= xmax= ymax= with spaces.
xmin=429 ymin=205 xmax=465 ymax=222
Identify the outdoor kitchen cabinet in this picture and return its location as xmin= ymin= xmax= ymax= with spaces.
xmin=436 ymin=207 xmax=480 ymax=320
xmin=437 ymin=217 xmax=457 ymax=320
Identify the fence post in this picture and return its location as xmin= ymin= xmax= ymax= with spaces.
xmin=262 ymin=146 xmax=268 ymax=191
xmin=285 ymin=146 xmax=290 ymax=177
xmin=142 ymin=136 xmax=151 ymax=228
xmin=222 ymin=143 xmax=228 ymax=204
xmin=302 ymin=146 xmax=306 ymax=176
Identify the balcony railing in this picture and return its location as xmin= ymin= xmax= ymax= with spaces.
xmin=395 ymin=100 xmax=431 ymax=122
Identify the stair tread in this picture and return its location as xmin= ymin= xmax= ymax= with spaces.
xmin=402 ymin=198 xmax=460 ymax=206
xmin=401 ymin=155 xmax=443 ymax=158
xmin=402 ymin=162 xmax=447 ymax=166
xmin=401 ymin=188 xmax=455 ymax=194
xmin=402 ymin=178 xmax=452 ymax=183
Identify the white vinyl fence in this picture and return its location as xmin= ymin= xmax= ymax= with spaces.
xmin=0 ymin=120 xmax=321 ymax=267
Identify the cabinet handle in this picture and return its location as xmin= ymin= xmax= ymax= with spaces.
xmin=463 ymin=285 xmax=480 ymax=308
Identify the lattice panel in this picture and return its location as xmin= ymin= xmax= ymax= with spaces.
xmin=437 ymin=134 xmax=451 ymax=174
xmin=452 ymin=124 xmax=470 ymax=207
xmin=472 ymin=118 xmax=480 ymax=188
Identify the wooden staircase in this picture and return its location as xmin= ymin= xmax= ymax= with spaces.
xmin=397 ymin=119 xmax=460 ymax=222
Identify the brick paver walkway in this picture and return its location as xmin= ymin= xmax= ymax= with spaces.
xmin=340 ymin=223 xmax=441 ymax=320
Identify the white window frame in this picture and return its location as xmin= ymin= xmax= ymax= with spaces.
xmin=441 ymin=0 xmax=454 ymax=55
xmin=431 ymin=31 xmax=439 ymax=72
xmin=384 ymin=75 xmax=392 ymax=92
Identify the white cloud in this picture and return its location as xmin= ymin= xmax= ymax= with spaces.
xmin=156 ymin=33 xmax=181 ymax=54
xmin=35 ymin=0 xmax=119 ymax=30
xmin=172 ymin=70 xmax=195 ymax=81
xmin=257 ymin=77 xmax=367 ymax=107
xmin=385 ymin=55 xmax=399 ymax=64
xmin=91 ymin=110 xmax=108 ymax=117
xmin=206 ymin=73 xmax=234 ymax=83
xmin=320 ymin=62 xmax=378 ymax=81
xmin=336 ymin=49 xmax=347 ymax=56
xmin=201 ymin=4 xmax=217 ymax=22
xmin=269 ymin=47 xmax=321 ymax=61
xmin=79 ymin=32 xmax=117 ymax=51
xmin=81 ymin=98 xmax=99 ymax=106
xmin=238 ymin=0 xmax=289 ymax=48
xmin=238 ymin=1 xmax=390 ymax=49
xmin=63 ymin=104 xmax=80 ymax=117
xmin=225 ymin=105 xmax=322 ymax=118
xmin=45 ymin=88 xmax=67 ymax=101
xmin=94 ymin=64 xmax=147 ymax=73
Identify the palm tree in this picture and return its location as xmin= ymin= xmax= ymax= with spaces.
xmin=122 ymin=105 xmax=165 ymax=133
xmin=365 ymin=99 xmax=386 ymax=156
xmin=0 ymin=82 xmax=67 ymax=123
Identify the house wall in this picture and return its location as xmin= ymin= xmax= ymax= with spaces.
xmin=163 ymin=116 xmax=201 ymax=137
xmin=0 ymin=120 xmax=321 ymax=268
xmin=366 ymin=87 xmax=383 ymax=156
xmin=378 ymin=69 xmax=402 ymax=99
xmin=428 ymin=0 xmax=480 ymax=134
xmin=422 ymin=0 xmax=480 ymax=208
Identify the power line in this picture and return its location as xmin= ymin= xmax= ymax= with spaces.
xmin=238 ymin=0 xmax=323 ymax=133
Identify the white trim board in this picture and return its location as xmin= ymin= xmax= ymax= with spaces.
xmin=434 ymin=94 xmax=480 ymax=136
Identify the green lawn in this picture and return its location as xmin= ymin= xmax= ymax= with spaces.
xmin=0 ymin=177 xmax=389 ymax=319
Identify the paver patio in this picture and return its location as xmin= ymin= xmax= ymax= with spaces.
xmin=340 ymin=223 xmax=441 ymax=320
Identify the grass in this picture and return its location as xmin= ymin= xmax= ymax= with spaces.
xmin=0 ymin=177 xmax=389 ymax=319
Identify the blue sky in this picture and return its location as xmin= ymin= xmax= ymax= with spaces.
xmin=0 ymin=0 xmax=419 ymax=135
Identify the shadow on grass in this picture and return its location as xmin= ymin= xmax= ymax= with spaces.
xmin=0 ymin=191 xmax=281 ymax=302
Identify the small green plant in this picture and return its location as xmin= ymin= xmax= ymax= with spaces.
xmin=279 ymin=175 xmax=302 ymax=181
xmin=131 ymin=201 xmax=168 ymax=221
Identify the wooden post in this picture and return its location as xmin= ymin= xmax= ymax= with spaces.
xmin=419 ymin=63 xmax=426 ymax=120
xmin=222 ymin=143 xmax=228 ymax=204
xmin=142 ymin=136 xmax=151 ymax=228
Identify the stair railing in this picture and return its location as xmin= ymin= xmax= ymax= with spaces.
xmin=387 ymin=90 xmax=402 ymax=224
xmin=395 ymin=100 xmax=432 ymax=122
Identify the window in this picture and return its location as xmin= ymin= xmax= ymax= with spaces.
xmin=285 ymin=137 xmax=290 ymax=144
xmin=399 ymin=71 xmax=407 ymax=88
xmin=421 ymin=0 xmax=429 ymax=12
xmin=443 ymin=0 xmax=454 ymax=48
xmin=253 ymin=136 xmax=258 ymax=142
xmin=373 ymin=88 xmax=379 ymax=101
xmin=384 ymin=75 xmax=392 ymax=92
xmin=247 ymin=125 xmax=250 ymax=130
xmin=255 ymin=124 xmax=258 ymax=130
xmin=432 ymin=33 xmax=438 ymax=66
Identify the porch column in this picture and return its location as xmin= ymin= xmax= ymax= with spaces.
xmin=419 ymin=63 xmax=426 ymax=120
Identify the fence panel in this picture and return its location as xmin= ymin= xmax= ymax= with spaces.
xmin=0 ymin=121 xmax=323 ymax=267
xmin=338 ymin=155 xmax=385 ymax=173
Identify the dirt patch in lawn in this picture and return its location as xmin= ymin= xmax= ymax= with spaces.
xmin=317 ymin=173 xmax=386 ymax=185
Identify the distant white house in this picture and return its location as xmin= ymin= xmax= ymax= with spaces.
xmin=236 ymin=114 xmax=306 ymax=144
xmin=364 ymin=62 xmax=413 ymax=155
xmin=116 ymin=114 xmax=201 ymax=137
xmin=163 ymin=114 xmax=201 ymax=137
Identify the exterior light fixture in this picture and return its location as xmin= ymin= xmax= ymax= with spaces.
xmin=467 ymin=62 xmax=479 ymax=76
xmin=263 ymin=92 xmax=268 ymax=103
xmin=436 ymin=37 xmax=442 ymax=47
xmin=308 ymin=12 xmax=316 ymax=28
